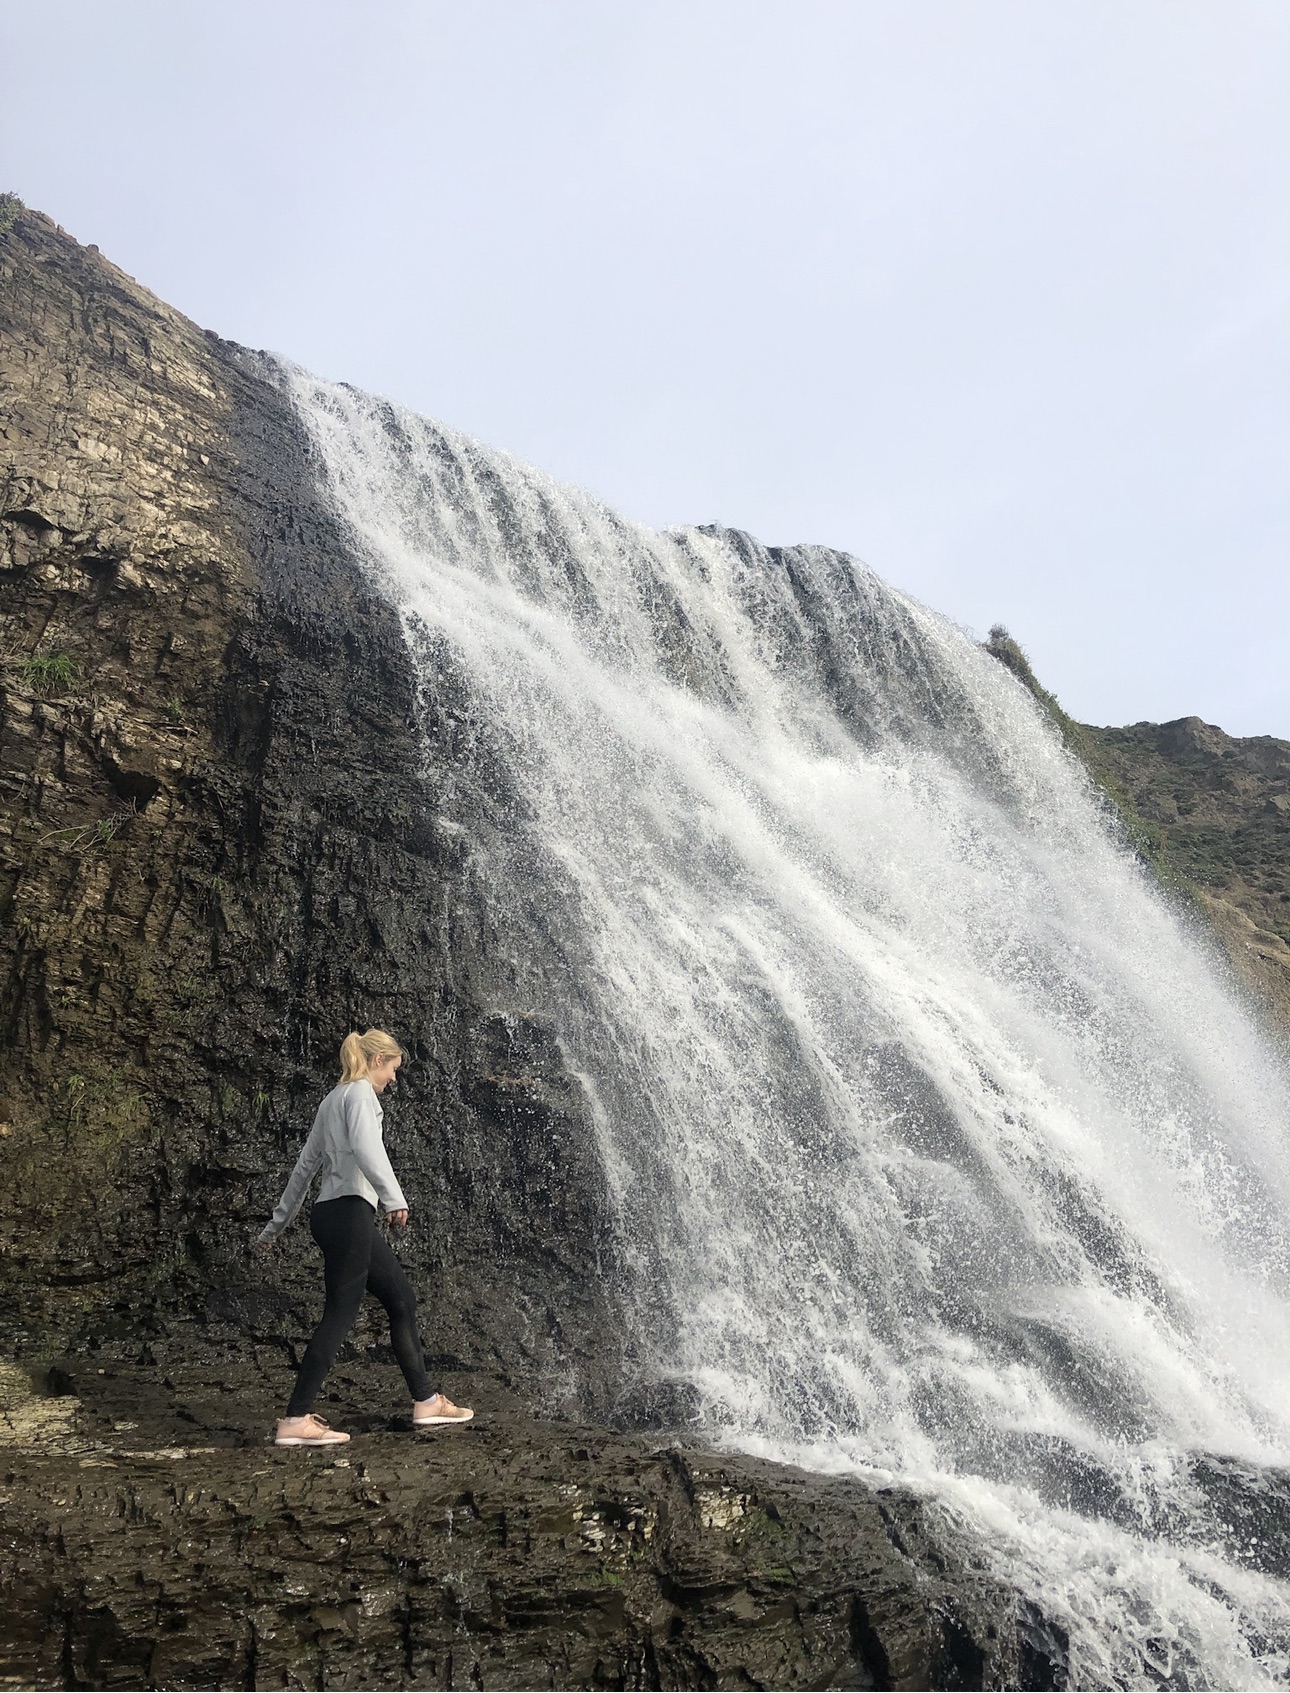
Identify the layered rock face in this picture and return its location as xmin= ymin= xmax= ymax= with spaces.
xmin=0 ymin=208 xmax=620 ymax=1402
xmin=0 ymin=210 xmax=1075 ymax=1688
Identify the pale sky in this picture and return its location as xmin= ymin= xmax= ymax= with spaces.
xmin=4 ymin=1 xmax=1287 ymax=735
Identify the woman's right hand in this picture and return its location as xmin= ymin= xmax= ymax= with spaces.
xmin=385 ymin=1208 xmax=409 ymax=1230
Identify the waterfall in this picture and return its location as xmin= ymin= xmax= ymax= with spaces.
xmin=286 ymin=366 xmax=1290 ymax=1689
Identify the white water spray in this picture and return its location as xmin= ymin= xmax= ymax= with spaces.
xmin=287 ymin=368 xmax=1290 ymax=1688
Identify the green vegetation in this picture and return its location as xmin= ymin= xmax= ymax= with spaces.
xmin=38 ymin=807 xmax=133 ymax=854
xmin=13 ymin=652 xmax=81 ymax=696
xmin=984 ymin=625 xmax=1176 ymax=878
xmin=0 ymin=192 xmax=23 ymax=236
xmin=1083 ymin=722 xmax=1290 ymax=948
xmin=59 ymin=1068 xmax=147 ymax=1150
xmin=984 ymin=625 xmax=1290 ymax=953
xmin=583 ymin=1566 xmax=624 ymax=1589
xmin=738 ymin=1502 xmax=788 ymax=1545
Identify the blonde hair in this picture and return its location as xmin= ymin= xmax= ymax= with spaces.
xmin=339 ymin=1028 xmax=406 ymax=1083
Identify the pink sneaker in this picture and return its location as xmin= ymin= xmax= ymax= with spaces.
xmin=412 ymin=1393 xmax=474 ymax=1426
xmin=274 ymin=1413 xmax=351 ymax=1447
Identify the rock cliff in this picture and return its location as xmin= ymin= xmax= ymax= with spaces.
xmin=0 ymin=205 xmax=621 ymax=1400
xmin=1081 ymin=716 xmax=1290 ymax=1028
xmin=1 ymin=209 xmax=1071 ymax=1687
xmin=984 ymin=628 xmax=1290 ymax=1035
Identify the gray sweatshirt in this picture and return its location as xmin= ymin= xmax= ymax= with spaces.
xmin=258 ymin=1079 xmax=409 ymax=1242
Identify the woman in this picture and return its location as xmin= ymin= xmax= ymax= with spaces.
xmin=258 ymin=1028 xmax=473 ymax=1446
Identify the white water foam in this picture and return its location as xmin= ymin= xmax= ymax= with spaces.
xmin=286 ymin=366 xmax=1290 ymax=1687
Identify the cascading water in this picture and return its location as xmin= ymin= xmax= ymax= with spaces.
xmin=286 ymin=364 xmax=1290 ymax=1688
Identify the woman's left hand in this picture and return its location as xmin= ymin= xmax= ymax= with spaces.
xmin=386 ymin=1208 xmax=409 ymax=1229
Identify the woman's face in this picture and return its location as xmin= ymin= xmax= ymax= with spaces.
xmin=368 ymin=1052 xmax=402 ymax=1094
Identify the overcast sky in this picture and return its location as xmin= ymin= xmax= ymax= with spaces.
xmin=4 ymin=1 xmax=1286 ymax=734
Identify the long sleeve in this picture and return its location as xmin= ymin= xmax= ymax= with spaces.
xmin=259 ymin=1118 xmax=326 ymax=1241
xmin=343 ymin=1083 xmax=408 ymax=1213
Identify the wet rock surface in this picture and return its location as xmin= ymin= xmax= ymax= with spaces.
xmin=0 ymin=1359 xmax=1063 ymax=1691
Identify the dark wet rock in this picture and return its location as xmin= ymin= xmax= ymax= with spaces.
xmin=0 ymin=1360 xmax=1065 ymax=1692
xmin=1189 ymin=1454 xmax=1290 ymax=1582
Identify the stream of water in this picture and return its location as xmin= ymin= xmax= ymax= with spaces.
xmin=287 ymin=366 xmax=1290 ymax=1688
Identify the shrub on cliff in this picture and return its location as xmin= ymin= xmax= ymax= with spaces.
xmin=12 ymin=653 xmax=81 ymax=696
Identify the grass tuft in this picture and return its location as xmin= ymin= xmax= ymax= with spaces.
xmin=38 ymin=805 xmax=135 ymax=855
xmin=13 ymin=652 xmax=81 ymax=696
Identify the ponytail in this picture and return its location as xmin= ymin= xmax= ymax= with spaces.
xmin=339 ymin=1027 xmax=406 ymax=1083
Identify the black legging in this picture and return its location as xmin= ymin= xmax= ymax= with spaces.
xmin=286 ymin=1194 xmax=434 ymax=1416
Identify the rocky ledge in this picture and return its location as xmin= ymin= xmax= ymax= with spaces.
xmin=0 ymin=1355 xmax=1066 ymax=1691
